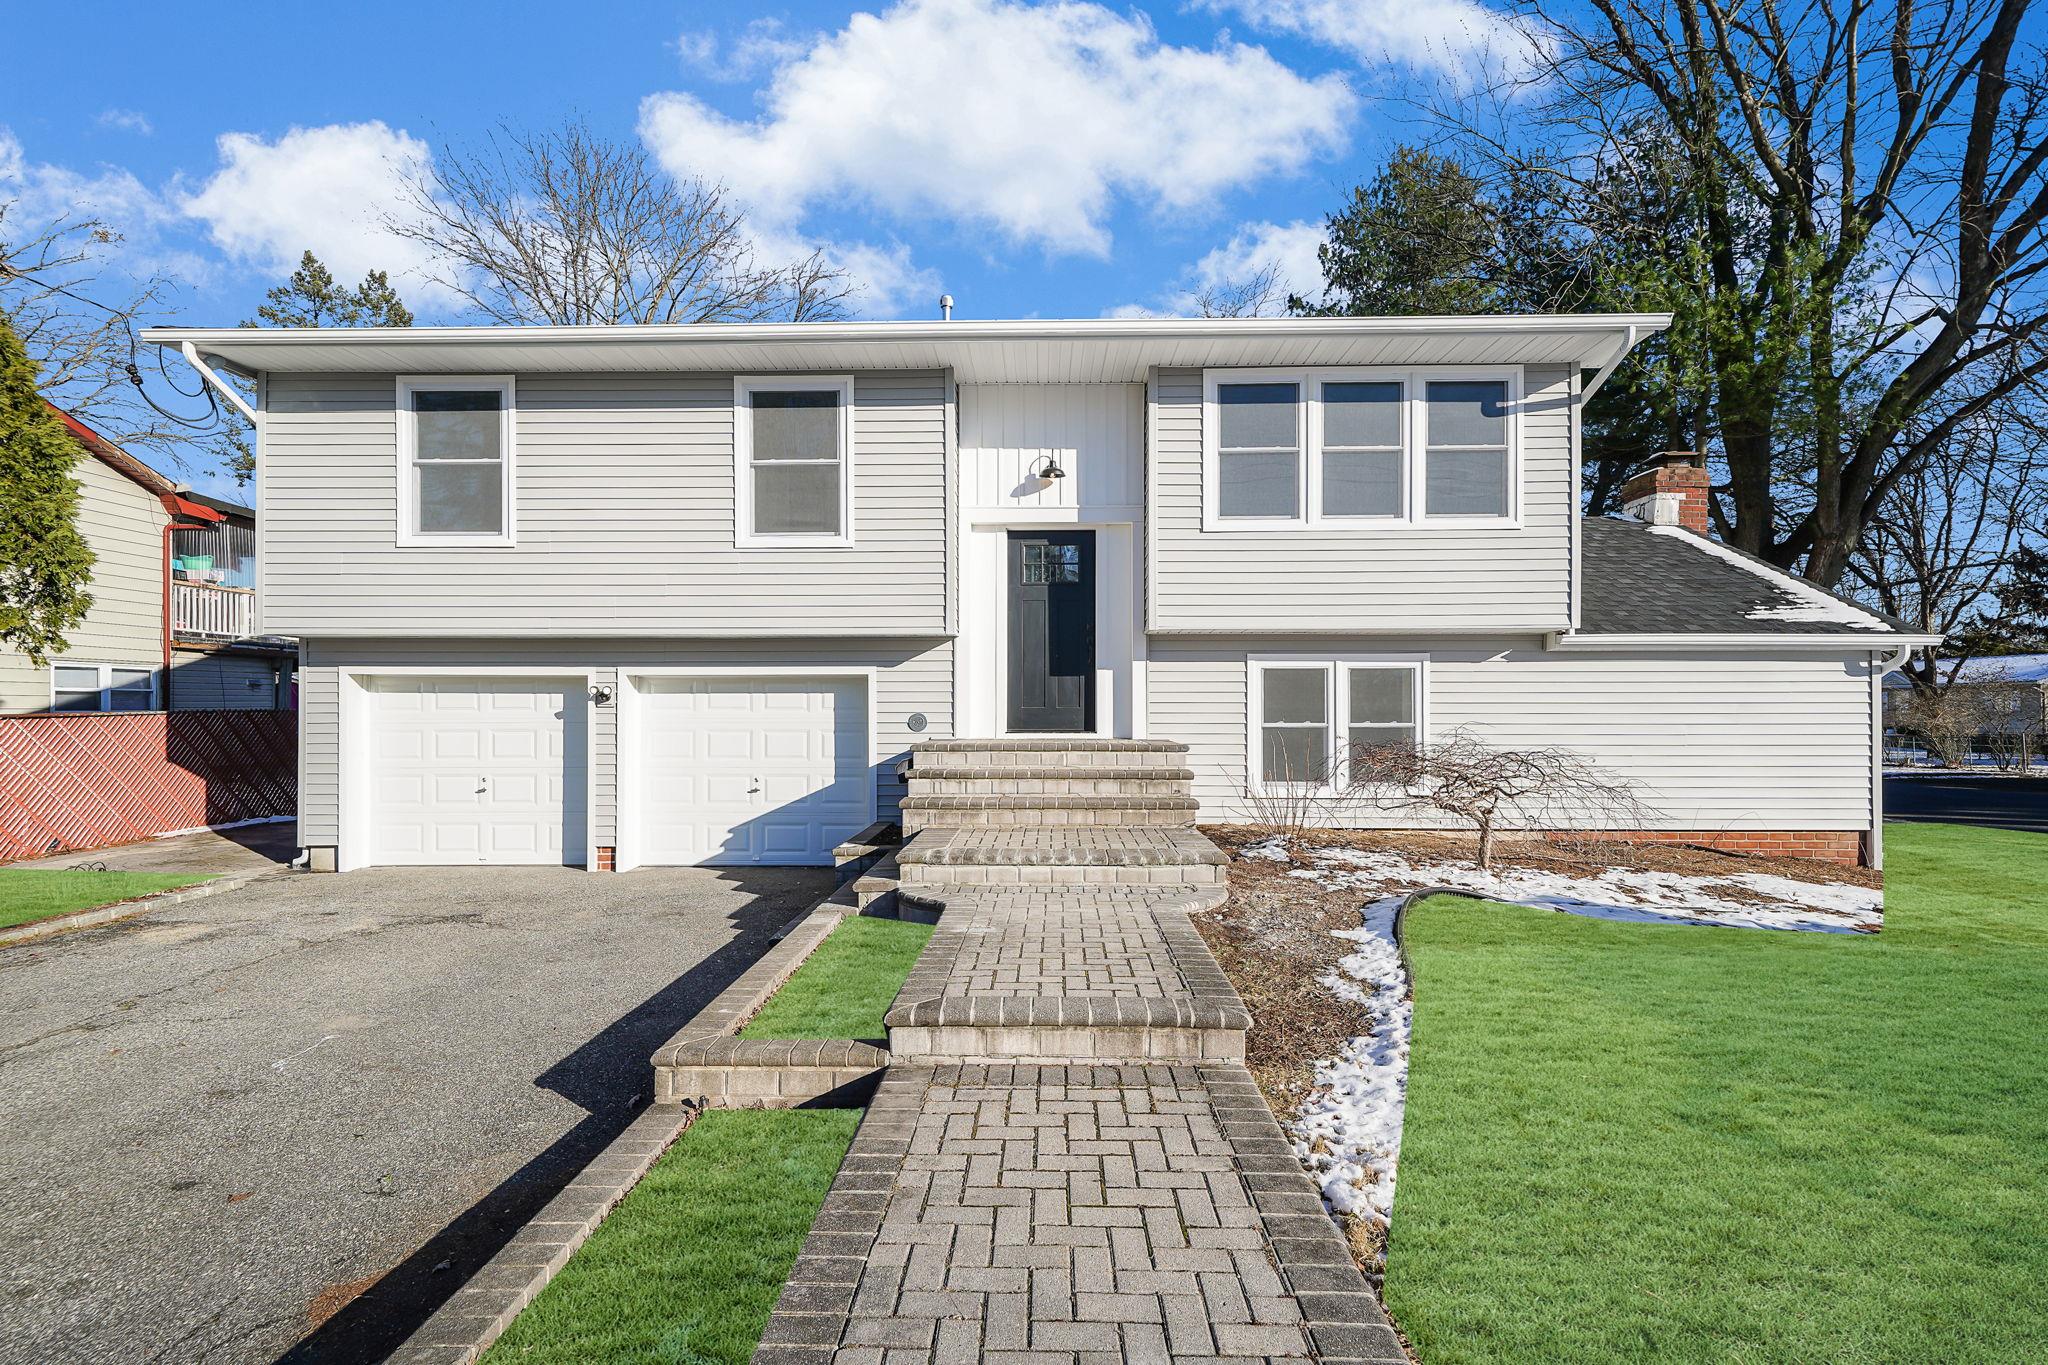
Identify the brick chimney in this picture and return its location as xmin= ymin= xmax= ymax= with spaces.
xmin=1620 ymin=451 xmax=1710 ymax=534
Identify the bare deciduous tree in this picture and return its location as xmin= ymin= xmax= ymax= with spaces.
xmin=1848 ymin=394 xmax=2048 ymax=695
xmin=1429 ymin=0 xmax=2048 ymax=588
xmin=1347 ymin=730 xmax=1655 ymax=871
xmin=388 ymin=120 xmax=853 ymax=325
xmin=0 ymin=203 xmax=185 ymax=461
xmin=1195 ymin=262 xmax=1287 ymax=319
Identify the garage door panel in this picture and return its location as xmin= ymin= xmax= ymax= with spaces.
xmin=636 ymin=676 xmax=870 ymax=867
xmin=368 ymin=677 xmax=587 ymax=867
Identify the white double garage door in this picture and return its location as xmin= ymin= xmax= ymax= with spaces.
xmin=364 ymin=673 xmax=870 ymax=868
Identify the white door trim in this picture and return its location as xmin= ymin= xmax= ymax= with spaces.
xmin=338 ymin=667 xmax=597 ymax=873
xmin=963 ymin=521 xmax=1138 ymax=740
xmin=616 ymin=666 xmax=878 ymax=873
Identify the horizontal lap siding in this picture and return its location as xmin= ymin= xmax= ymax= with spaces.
xmin=262 ymin=372 xmax=948 ymax=635
xmin=297 ymin=638 xmax=952 ymax=848
xmin=1148 ymin=365 xmax=1573 ymax=633
xmin=1149 ymin=637 xmax=1875 ymax=830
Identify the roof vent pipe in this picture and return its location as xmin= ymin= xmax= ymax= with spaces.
xmin=939 ymin=294 xmax=954 ymax=321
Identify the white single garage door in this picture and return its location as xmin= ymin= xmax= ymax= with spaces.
xmin=367 ymin=677 xmax=588 ymax=866
xmin=636 ymin=676 xmax=870 ymax=866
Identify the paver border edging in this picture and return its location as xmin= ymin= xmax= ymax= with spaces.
xmin=0 ymin=870 xmax=272 ymax=949
xmin=651 ymin=892 xmax=894 ymax=1107
xmin=388 ymin=1099 xmax=703 ymax=1365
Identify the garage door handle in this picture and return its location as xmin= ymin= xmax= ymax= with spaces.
xmin=477 ymin=776 xmax=488 ymax=795
xmin=748 ymin=776 xmax=761 ymax=794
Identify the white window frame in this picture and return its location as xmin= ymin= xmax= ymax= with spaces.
xmin=396 ymin=376 xmax=517 ymax=548
xmin=1246 ymin=653 xmax=1429 ymax=797
xmin=49 ymin=661 xmax=159 ymax=713
xmin=734 ymin=375 xmax=856 ymax=549
xmin=1202 ymin=366 xmax=1522 ymax=531
xmin=1204 ymin=369 xmax=1309 ymax=528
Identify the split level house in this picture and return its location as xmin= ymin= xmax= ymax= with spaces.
xmin=141 ymin=316 xmax=1934 ymax=874
xmin=0 ymin=407 xmax=295 ymax=715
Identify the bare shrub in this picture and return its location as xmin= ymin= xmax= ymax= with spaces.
xmin=1344 ymin=729 xmax=1654 ymax=872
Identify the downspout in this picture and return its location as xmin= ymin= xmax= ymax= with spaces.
xmin=180 ymin=342 xmax=257 ymax=422
xmin=1867 ymin=644 xmax=1916 ymax=872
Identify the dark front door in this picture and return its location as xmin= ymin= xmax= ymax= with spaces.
xmin=1007 ymin=531 xmax=1096 ymax=733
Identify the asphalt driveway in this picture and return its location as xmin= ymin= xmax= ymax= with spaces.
xmin=0 ymin=863 xmax=831 ymax=1365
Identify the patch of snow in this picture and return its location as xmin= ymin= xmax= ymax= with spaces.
xmin=1645 ymin=523 xmax=1890 ymax=630
xmin=1290 ymin=892 xmax=1410 ymax=1263
xmin=1272 ymin=838 xmax=1882 ymax=1269
xmin=1239 ymin=835 xmax=1297 ymax=863
xmin=1292 ymin=847 xmax=1880 ymax=932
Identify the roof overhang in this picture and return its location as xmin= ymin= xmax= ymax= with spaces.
xmin=141 ymin=314 xmax=1671 ymax=384
xmin=1547 ymin=631 xmax=1944 ymax=652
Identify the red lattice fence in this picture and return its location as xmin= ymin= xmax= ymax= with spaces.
xmin=0 ymin=711 xmax=295 ymax=863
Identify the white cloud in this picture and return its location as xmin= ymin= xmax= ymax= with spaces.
xmin=96 ymin=108 xmax=154 ymax=136
xmin=639 ymin=0 xmax=1354 ymax=257
xmin=1106 ymin=218 xmax=1326 ymax=317
xmin=676 ymin=18 xmax=813 ymax=82
xmin=1191 ymin=218 xmax=1325 ymax=305
xmin=0 ymin=127 xmax=167 ymax=232
xmin=1202 ymin=0 xmax=1528 ymax=83
xmin=178 ymin=122 xmax=447 ymax=301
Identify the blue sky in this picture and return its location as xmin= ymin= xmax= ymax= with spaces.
xmin=2 ymin=0 xmax=1516 ymax=491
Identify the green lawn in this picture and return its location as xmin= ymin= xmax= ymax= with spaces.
xmin=0 ymin=869 xmax=212 ymax=932
xmin=484 ymin=1109 xmax=859 ymax=1365
xmin=1384 ymin=822 xmax=2048 ymax=1364
xmin=739 ymin=913 xmax=933 ymax=1041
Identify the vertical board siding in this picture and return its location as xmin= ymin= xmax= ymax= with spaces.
xmin=1148 ymin=365 xmax=1574 ymax=633
xmin=0 ymin=457 xmax=169 ymax=712
xmin=262 ymin=371 xmax=949 ymax=636
xmin=1148 ymin=637 xmax=1876 ymax=830
xmin=960 ymin=383 xmax=1144 ymax=512
xmin=296 ymin=638 xmax=953 ymax=851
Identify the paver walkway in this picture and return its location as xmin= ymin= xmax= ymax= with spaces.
xmin=757 ymin=812 xmax=1405 ymax=1363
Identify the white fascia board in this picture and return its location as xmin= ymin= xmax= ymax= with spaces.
xmin=1546 ymin=631 xmax=1947 ymax=652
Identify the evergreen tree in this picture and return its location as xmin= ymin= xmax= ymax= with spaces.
xmin=213 ymin=251 xmax=413 ymax=481
xmin=0 ymin=310 xmax=94 ymax=664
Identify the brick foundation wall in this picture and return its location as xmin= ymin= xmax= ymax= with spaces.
xmin=1585 ymin=829 xmax=1867 ymax=866
xmin=593 ymin=846 xmax=616 ymax=871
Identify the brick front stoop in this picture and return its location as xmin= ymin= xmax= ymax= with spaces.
xmin=755 ymin=738 xmax=1405 ymax=1363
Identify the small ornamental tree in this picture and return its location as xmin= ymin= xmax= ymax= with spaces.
xmin=0 ymin=310 xmax=93 ymax=663
xmin=1346 ymin=729 xmax=1654 ymax=872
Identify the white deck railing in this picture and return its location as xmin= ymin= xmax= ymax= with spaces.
xmin=171 ymin=582 xmax=255 ymax=640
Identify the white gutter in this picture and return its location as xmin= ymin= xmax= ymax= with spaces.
xmin=141 ymin=312 xmax=1675 ymax=351
xmin=180 ymin=341 xmax=258 ymax=424
xmin=1545 ymin=632 xmax=1946 ymax=652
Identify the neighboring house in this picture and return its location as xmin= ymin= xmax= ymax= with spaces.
xmin=143 ymin=316 xmax=1932 ymax=873
xmin=1882 ymin=653 xmax=2048 ymax=758
xmin=0 ymin=407 xmax=296 ymax=714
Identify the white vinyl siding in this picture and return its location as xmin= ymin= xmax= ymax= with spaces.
xmin=262 ymin=371 xmax=949 ymax=637
xmin=0 ymin=453 xmax=169 ymax=713
xmin=1151 ymin=636 xmax=1878 ymax=831
xmin=1153 ymin=365 xmax=1571 ymax=633
xmin=295 ymin=637 xmax=952 ymax=852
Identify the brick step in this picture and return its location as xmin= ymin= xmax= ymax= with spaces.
xmin=909 ymin=737 xmax=1188 ymax=772
xmin=850 ymin=850 xmax=900 ymax=917
xmin=904 ymin=765 xmax=1195 ymax=797
xmin=900 ymin=795 xmax=1200 ymax=832
xmin=897 ymin=859 xmax=1225 ymax=890
xmin=832 ymin=819 xmax=900 ymax=887
xmin=886 ymin=996 xmax=1246 ymax=1063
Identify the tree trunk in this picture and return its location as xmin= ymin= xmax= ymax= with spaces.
xmin=1476 ymin=816 xmax=1496 ymax=873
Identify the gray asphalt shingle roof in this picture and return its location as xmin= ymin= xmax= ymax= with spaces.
xmin=1579 ymin=516 xmax=1906 ymax=636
